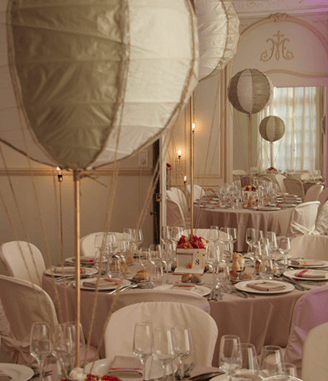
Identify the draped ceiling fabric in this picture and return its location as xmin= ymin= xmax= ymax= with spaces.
xmin=195 ymin=0 xmax=240 ymax=81
xmin=0 ymin=0 xmax=199 ymax=170
xmin=228 ymin=68 xmax=273 ymax=115
xmin=259 ymin=116 xmax=285 ymax=143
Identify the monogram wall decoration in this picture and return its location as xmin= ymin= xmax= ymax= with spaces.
xmin=260 ymin=30 xmax=294 ymax=62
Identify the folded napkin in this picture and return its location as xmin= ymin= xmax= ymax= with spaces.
xmin=294 ymin=270 xmax=327 ymax=278
xmin=247 ymin=282 xmax=286 ymax=291
xmin=290 ymin=259 xmax=325 ymax=267
xmin=83 ymin=278 xmax=118 ymax=289
xmin=108 ymin=356 xmax=143 ymax=378
xmin=0 ymin=370 xmax=12 ymax=381
xmin=53 ymin=267 xmax=85 ymax=275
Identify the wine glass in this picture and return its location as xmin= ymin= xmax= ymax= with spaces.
xmin=172 ymin=326 xmax=194 ymax=381
xmin=133 ymin=322 xmax=153 ymax=381
xmin=230 ymin=343 xmax=259 ymax=381
xmin=30 ymin=322 xmax=52 ymax=381
xmin=266 ymin=231 xmax=278 ymax=271
xmin=227 ymin=228 xmax=238 ymax=252
xmin=161 ymin=226 xmax=171 ymax=247
xmin=245 ymin=228 xmax=256 ymax=259
xmin=62 ymin=321 xmax=86 ymax=368
xmin=51 ymin=324 xmax=73 ymax=380
xmin=218 ymin=228 xmax=232 ymax=262
xmin=152 ymin=327 xmax=176 ymax=381
xmin=259 ymin=345 xmax=284 ymax=379
xmin=219 ymin=335 xmax=241 ymax=380
xmin=209 ymin=226 xmax=219 ymax=245
xmin=169 ymin=227 xmax=183 ymax=251
xmin=279 ymin=363 xmax=297 ymax=377
xmin=278 ymin=237 xmax=291 ymax=271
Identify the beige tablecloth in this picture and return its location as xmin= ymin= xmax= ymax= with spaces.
xmin=193 ymin=206 xmax=294 ymax=251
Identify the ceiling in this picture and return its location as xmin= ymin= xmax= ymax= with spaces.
xmin=232 ymin=0 xmax=328 ymax=17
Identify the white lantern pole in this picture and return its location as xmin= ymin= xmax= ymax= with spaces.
xmin=270 ymin=142 xmax=274 ymax=168
xmin=190 ymin=95 xmax=194 ymax=238
xmin=248 ymin=114 xmax=252 ymax=180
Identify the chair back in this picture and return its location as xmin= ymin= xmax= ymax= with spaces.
xmin=80 ymin=232 xmax=124 ymax=257
xmin=0 ymin=241 xmax=45 ymax=287
xmin=170 ymin=187 xmax=190 ymax=216
xmin=0 ymin=275 xmax=57 ymax=363
xmin=304 ymin=184 xmax=324 ymax=202
xmin=104 ymin=301 xmax=218 ymax=366
xmin=283 ymin=178 xmax=305 ymax=198
xmin=284 ymin=286 xmax=328 ymax=374
xmin=289 ymin=234 xmax=328 ymax=260
xmin=302 ymin=322 xmax=328 ymax=381
xmin=316 ymin=200 xmax=328 ymax=234
xmin=286 ymin=201 xmax=320 ymax=237
xmin=275 ymin=174 xmax=287 ymax=192
xmin=186 ymin=184 xmax=205 ymax=202
xmin=166 ymin=199 xmax=186 ymax=227
xmin=317 ymin=187 xmax=328 ymax=216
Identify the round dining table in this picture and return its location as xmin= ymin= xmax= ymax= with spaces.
xmin=193 ymin=205 xmax=294 ymax=251
xmin=42 ymin=260 xmax=325 ymax=367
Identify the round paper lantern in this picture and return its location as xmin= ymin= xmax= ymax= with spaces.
xmin=195 ymin=0 xmax=240 ymax=81
xmin=228 ymin=68 xmax=273 ymax=115
xmin=259 ymin=116 xmax=285 ymax=142
xmin=0 ymin=0 xmax=198 ymax=170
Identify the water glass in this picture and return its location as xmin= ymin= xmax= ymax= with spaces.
xmin=152 ymin=327 xmax=175 ymax=381
xmin=30 ymin=322 xmax=52 ymax=381
xmin=259 ymin=345 xmax=284 ymax=378
xmin=219 ymin=335 xmax=241 ymax=379
xmin=278 ymin=237 xmax=291 ymax=271
xmin=172 ymin=326 xmax=194 ymax=380
xmin=231 ymin=343 xmax=258 ymax=381
xmin=279 ymin=363 xmax=297 ymax=377
xmin=133 ymin=322 xmax=153 ymax=381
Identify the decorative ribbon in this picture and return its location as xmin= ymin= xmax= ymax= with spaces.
xmin=297 ymin=270 xmax=308 ymax=277
xmin=1 ymin=335 xmax=33 ymax=364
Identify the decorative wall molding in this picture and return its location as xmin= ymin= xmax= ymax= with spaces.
xmin=264 ymin=69 xmax=328 ymax=79
xmin=260 ymin=30 xmax=294 ymax=62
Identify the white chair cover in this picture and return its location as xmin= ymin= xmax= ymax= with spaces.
xmin=186 ymin=184 xmax=205 ymax=202
xmin=0 ymin=241 xmax=45 ymax=287
xmin=315 ymin=200 xmax=328 ymax=235
xmin=317 ymin=188 xmax=328 ymax=217
xmin=104 ymin=302 xmax=218 ymax=366
xmin=286 ymin=201 xmax=320 ymax=237
xmin=302 ymin=322 xmax=328 ymax=381
xmin=80 ymin=232 xmax=124 ymax=257
xmin=284 ymin=286 xmax=328 ymax=375
xmin=0 ymin=275 xmax=98 ymax=365
xmin=288 ymin=234 xmax=328 ymax=260
xmin=275 ymin=174 xmax=287 ymax=193
xmin=232 ymin=169 xmax=247 ymax=176
xmin=166 ymin=199 xmax=186 ymax=228
xmin=303 ymin=184 xmax=324 ymax=202
xmin=283 ymin=178 xmax=305 ymax=198
xmin=300 ymin=173 xmax=310 ymax=180
xmin=169 ymin=187 xmax=190 ymax=217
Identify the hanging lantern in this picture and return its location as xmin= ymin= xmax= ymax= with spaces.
xmin=259 ymin=116 xmax=285 ymax=143
xmin=0 ymin=0 xmax=198 ymax=170
xmin=228 ymin=68 xmax=273 ymax=115
xmin=195 ymin=0 xmax=240 ymax=81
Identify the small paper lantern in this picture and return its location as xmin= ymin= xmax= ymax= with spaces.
xmin=228 ymin=68 xmax=273 ymax=115
xmin=195 ymin=0 xmax=240 ymax=81
xmin=259 ymin=116 xmax=285 ymax=143
xmin=0 ymin=0 xmax=198 ymax=170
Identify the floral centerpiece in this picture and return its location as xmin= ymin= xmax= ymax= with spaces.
xmin=175 ymin=235 xmax=207 ymax=275
xmin=244 ymin=184 xmax=256 ymax=192
xmin=177 ymin=235 xmax=207 ymax=249
xmin=267 ymin=166 xmax=278 ymax=172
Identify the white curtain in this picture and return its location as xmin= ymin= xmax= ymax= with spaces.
xmin=258 ymin=87 xmax=324 ymax=172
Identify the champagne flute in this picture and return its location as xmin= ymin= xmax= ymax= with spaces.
xmin=219 ymin=335 xmax=241 ymax=381
xmin=172 ymin=326 xmax=194 ymax=381
xmin=230 ymin=343 xmax=258 ymax=381
xmin=278 ymin=237 xmax=291 ymax=272
xmin=152 ymin=327 xmax=175 ymax=381
xmin=245 ymin=228 xmax=256 ymax=259
xmin=30 ymin=322 xmax=52 ymax=381
xmin=259 ymin=345 xmax=284 ymax=379
xmin=133 ymin=322 xmax=153 ymax=381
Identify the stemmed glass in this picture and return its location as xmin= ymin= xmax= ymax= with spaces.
xmin=245 ymin=228 xmax=256 ymax=259
xmin=218 ymin=228 xmax=232 ymax=262
xmin=30 ymin=322 xmax=52 ymax=381
xmin=133 ymin=322 xmax=153 ymax=381
xmin=227 ymin=228 xmax=238 ymax=252
xmin=169 ymin=227 xmax=183 ymax=252
xmin=62 ymin=321 xmax=86 ymax=368
xmin=266 ymin=231 xmax=278 ymax=270
xmin=172 ymin=326 xmax=194 ymax=381
xmin=152 ymin=327 xmax=176 ymax=381
xmin=259 ymin=345 xmax=284 ymax=379
xmin=161 ymin=226 xmax=171 ymax=247
xmin=278 ymin=237 xmax=291 ymax=272
xmin=219 ymin=335 xmax=241 ymax=381
xmin=52 ymin=324 xmax=73 ymax=379
xmin=230 ymin=343 xmax=259 ymax=381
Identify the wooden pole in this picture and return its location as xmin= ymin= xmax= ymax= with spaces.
xmin=270 ymin=142 xmax=274 ymax=168
xmin=248 ymin=114 xmax=252 ymax=181
xmin=73 ymin=169 xmax=81 ymax=367
xmin=190 ymin=95 xmax=194 ymax=237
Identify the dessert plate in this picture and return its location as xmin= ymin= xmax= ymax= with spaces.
xmin=235 ymin=280 xmax=294 ymax=294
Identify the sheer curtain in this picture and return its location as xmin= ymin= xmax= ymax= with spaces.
xmin=258 ymin=87 xmax=324 ymax=172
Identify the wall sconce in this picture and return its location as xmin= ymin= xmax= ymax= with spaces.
xmin=184 ymin=176 xmax=187 ymax=184
xmin=178 ymin=149 xmax=182 ymax=159
xmin=174 ymin=150 xmax=184 ymax=180
xmin=192 ymin=123 xmax=195 ymax=132
xmin=56 ymin=167 xmax=63 ymax=182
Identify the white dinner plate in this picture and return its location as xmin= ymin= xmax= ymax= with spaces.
xmin=45 ymin=267 xmax=98 ymax=277
xmin=0 ymin=363 xmax=34 ymax=381
xmin=284 ymin=269 xmax=328 ymax=281
xmin=74 ymin=278 xmax=131 ymax=291
xmin=153 ymin=284 xmax=211 ymax=296
xmin=255 ymin=206 xmax=281 ymax=211
xmin=84 ymin=356 xmax=177 ymax=380
xmin=288 ymin=259 xmax=328 ymax=268
xmin=235 ymin=280 xmax=294 ymax=294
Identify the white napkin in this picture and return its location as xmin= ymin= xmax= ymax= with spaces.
xmin=108 ymin=356 xmax=143 ymax=377
xmin=294 ymin=270 xmax=327 ymax=279
xmin=290 ymin=259 xmax=325 ymax=267
xmin=53 ymin=267 xmax=86 ymax=275
xmin=83 ymin=278 xmax=117 ymax=289
xmin=247 ymin=281 xmax=286 ymax=291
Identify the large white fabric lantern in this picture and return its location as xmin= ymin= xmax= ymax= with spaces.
xmin=260 ymin=115 xmax=285 ymax=169
xmin=195 ymin=0 xmax=240 ymax=81
xmin=0 ymin=0 xmax=198 ymax=170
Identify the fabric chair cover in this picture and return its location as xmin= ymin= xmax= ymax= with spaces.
xmin=283 ymin=178 xmax=305 ymax=198
xmin=0 ymin=241 xmax=45 ymax=287
xmin=288 ymin=234 xmax=328 ymax=260
xmin=232 ymin=169 xmax=248 ymax=176
xmin=302 ymin=322 xmax=328 ymax=381
xmin=317 ymin=188 xmax=328 ymax=217
xmin=300 ymin=173 xmax=310 ymax=180
xmin=170 ymin=187 xmax=190 ymax=217
xmin=166 ymin=199 xmax=186 ymax=228
xmin=284 ymin=286 xmax=328 ymax=374
xmin=316 ymin=201 xmax=328 ymax=235
xmin=81 ymin=232 xmax=124 ymax=257
xmin=286 ymin=201 xmax=320 ymax=237
xmin=186 ymin=184 xmax=205 ymax=202
xmin=275 ymin=174 xmax=287 ymax=193
xmin=303 ymin=184 xmax=324 ymax=202
xmin=0 ymin=275 xmax=98 ymax=365
xmin=104 ymin=302 xmax=218 ymax=366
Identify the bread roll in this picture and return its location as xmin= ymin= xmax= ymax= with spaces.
xmin=181 ymin=273 xmax=192 ymax=283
